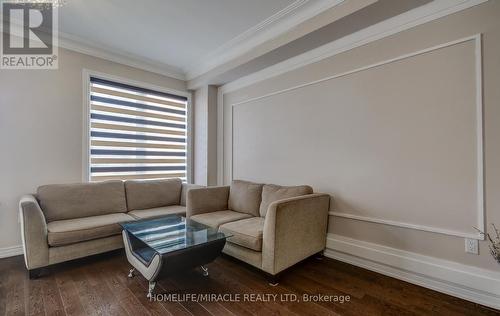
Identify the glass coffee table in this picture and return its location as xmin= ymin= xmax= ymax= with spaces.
xmin=121 ymin=215 xmax=230 ymax=298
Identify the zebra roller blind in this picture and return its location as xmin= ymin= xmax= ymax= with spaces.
xmin=88 ymin=77 xmax=188 ymax=181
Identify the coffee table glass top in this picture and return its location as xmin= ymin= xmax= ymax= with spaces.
xmin=121 ymin=215 xmax=229 ymax=256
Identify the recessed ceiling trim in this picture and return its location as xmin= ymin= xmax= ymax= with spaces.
xmin=214 ymin=0 xmax=309 ymax=53
xmin=185 ymin=0 xmax=347 ymax=80
xmin=58 ymin=32 xmax=186 ymax=81
xmin=220 ymin=0 xmax=489 ymax=94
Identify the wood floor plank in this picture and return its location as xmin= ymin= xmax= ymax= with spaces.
xmin=125 ymin=281 xmax=166 ymax=316
xmin=40 ymin=273 xmax=66 ymax=316
xmin=106 ymin=261 xmax=170 ymax=316
xmin=159 ymin=265 xmax=254 ymax=316
xmin=167 ymin=268 xmax=237 ymax=316
xmin=210 ymin=259 xmax=304 ymax=316
xmin=296 ymin=260 xmax=366 ymax=299
xmin=212 ymin=259 xmax=338 ymax=316
xmin=205 ymin=261 xmax=301 ymax=316
xmin=289 ymin=263 xmax=393 ymax=315
xmin=0 ymin=251 xmax=498 ymax=316
xmin=54 ymin=271 xmax=86 ymax=316
xmin=307 ymin=259 xmax=444 ymax=313
xmin=70 ymin=266 xmax=108 ymax=315
xmin=157 ymin=277 xmax=214 ymax=316
xmin=0 ymin=263 xmax=7 ymax=316
xmin=5 ymin=264 xmax=26 ymax=316
xmin=100 ymin=266 xmax=155 ymax=316
xmin=26 ymin=277 xmax=45 ymax=316
xmin=106 ymin=259 xmax=191 ymax=316
xmin=82 ymin=268 xmax=130 ymax=316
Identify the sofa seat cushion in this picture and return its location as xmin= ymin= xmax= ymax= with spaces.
xmin=219 ymin=217 xmax=264 ymax=251
xmin=128 ymin=205 xmax=186 ymax=219
xmin=37 ymin=180 xmax=127 ymax=222
xmin=259 ymin=184 xmax=313 ymax=217
xmin=190 ymin=210 xmax=252 ymax=229
xmin=125 ymin=178 xmax=182 ymax=211
xmin=47 ymin=213 xmax=135 ymax=247
xmin=228 ymin=180 xmax=264 ymax=217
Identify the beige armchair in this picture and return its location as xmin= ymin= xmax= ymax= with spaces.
xmin=186 ymin=180 xmax=330 ymax=284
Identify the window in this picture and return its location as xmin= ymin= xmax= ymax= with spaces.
xmin=87 ymin=76 xmax=189 ymax=182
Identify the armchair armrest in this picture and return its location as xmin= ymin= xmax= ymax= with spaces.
xmin=19 ymin=195 xmax=49 ymax=270
xmin=262 ymin=193 xmax=330 ymax=275
xmin=186 ymin=186 xmax=230 ymax=217
xmin=180 ymin=183 xmax=204 ymax=206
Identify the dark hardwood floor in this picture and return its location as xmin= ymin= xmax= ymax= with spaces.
xmin=0 ymin=251 xmax=497 ymax=316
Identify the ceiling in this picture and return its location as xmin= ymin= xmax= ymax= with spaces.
xmin=59 ymin=0 xmax=301 ymax=77
xmin=55 ymin=0 xmax=479 ymax=87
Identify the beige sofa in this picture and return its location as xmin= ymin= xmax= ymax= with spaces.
xmin=186 ymin=180 xmax=330 ymax=284
xmin=19 ymin=178 xmax=201 ymax=278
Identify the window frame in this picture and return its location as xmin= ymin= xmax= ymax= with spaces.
xmin=82 ymin=69 xmax=193 ymax=183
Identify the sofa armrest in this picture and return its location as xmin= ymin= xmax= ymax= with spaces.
xmin=262 ymin=193 xmax=330 ymax=275
xmin=186 ymin=186 xmax=230 ymax=217
xmin=19 ymin=195 xmax=49 ymax=270
xmin=180 ymin=183 xmax=204 ymax=206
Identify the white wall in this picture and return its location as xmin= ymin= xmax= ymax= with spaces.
xmin=0 ymin=48 xmax=186 ymax=251
xmin=194 ymin=87 xmax=209 ymax=185
xmin=193 ymin=85 xmax=218 ymax=186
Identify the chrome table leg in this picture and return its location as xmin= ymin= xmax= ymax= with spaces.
xmin=147 ymin=281 xmax=156 ymax=299
xmin=128 ymin=268 xmax=135 ymax=278
xmin=201 ymin=265 xmax=209 ymax=277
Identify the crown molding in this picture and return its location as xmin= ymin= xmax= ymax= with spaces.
xmin=0 ymin=14 xmax=186 ymax=80
xmin=58 ymin=32 xmax=186 ymax=81
xmin=185 ymin=0 xmax=346 ymax=80
xmin=220 ymin=0 xmax=489 ymax=94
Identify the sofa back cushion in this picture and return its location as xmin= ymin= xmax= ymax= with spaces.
xmin=259 ymin=184 xmax=313 ymax=217
xmin=37 ymin=180 xmax=127 ymax=222
xmin=125 ymin=178 xmax=182 ymax=211
xmin=228 ymin=180 xmax=263 ymax=217
xmin=180 ymin=183 xmax=204 ymax=206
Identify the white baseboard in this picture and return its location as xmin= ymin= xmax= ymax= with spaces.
xmin=325 ymin=234 xmax=500 ymax=310
xmin=0 ymin=245 xmax=23 ymax=259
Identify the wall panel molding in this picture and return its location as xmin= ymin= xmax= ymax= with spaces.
xmin=329 ymin=211 xmax=482 ymax=239
xmin=218 ymin=34 xmax=484 ymax=239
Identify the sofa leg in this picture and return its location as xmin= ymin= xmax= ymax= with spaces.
xmin=29 ymin=268 xmax=42 ymax=279
xmin=315 ymin=251 xmax=324 ymax=260
xmin=267 ymin=274 xmax=279 ymax=286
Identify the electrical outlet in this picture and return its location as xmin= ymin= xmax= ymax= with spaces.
xmin=465 ymin=238 xmax=479 ymax=255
